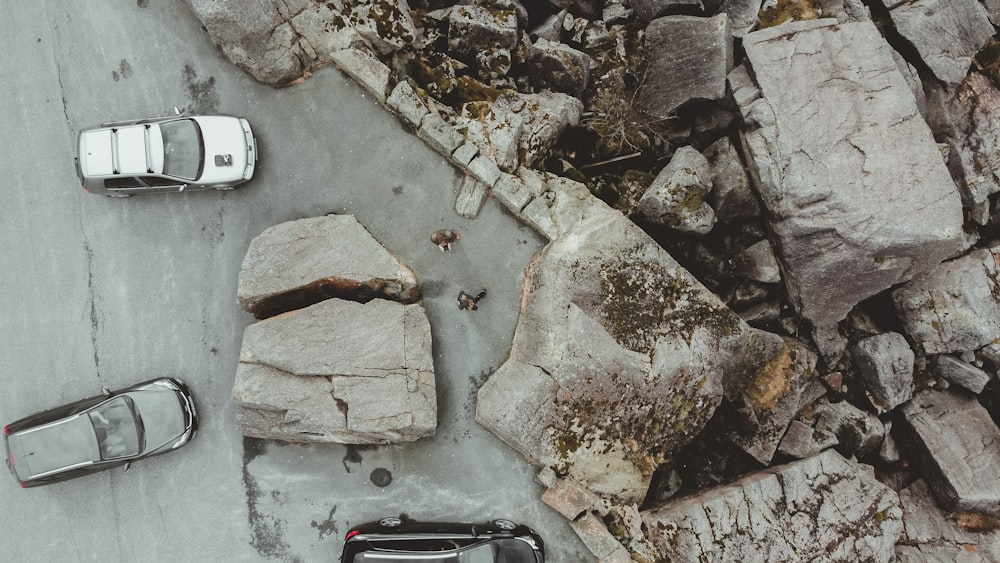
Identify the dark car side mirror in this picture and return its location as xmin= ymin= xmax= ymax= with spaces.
xmin=122 ymin=463 xmax=131 ymax=473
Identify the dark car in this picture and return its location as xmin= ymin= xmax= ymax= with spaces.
xmin=340 ymin=517 xmax=544 ymax=562
xmin=76 ymin=111 xmax=256 ymax=196
xmin=3 ymin=378 xmax=197 ymax=488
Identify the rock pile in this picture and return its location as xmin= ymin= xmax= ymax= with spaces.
xmin=184 ymin=0 xmax=1000 ymax=560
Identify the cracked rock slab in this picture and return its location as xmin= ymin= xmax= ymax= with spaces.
xmin=233 ymin=298 xmax=436 ymax=444
xmin=733 ymin=19 xmax=969 ymax=353
xmin=238 ymin=215 xmax=419 ymax=319
xmin=892 ymin=244 xmax=1000 ymax=355
xmin=898 ymin=387 xmax=1000 ymax=516
xmin=477 ymin=191 xmax=782 ymax=503
xmin=631 ymin=450 xmax=902 ymax=562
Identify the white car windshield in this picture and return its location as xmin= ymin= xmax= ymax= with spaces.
xmin=160 ymin=118 xmax=203 ymax=180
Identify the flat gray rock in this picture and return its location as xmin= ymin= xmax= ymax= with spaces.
xmin=630 ymin=450 xmax=902 ymax=562
xmin=237 ymin=215 xmax=419 ymax=319
xmin=732 ymin=20 xmax=968 ymax=355
xmin=898 ymin=388 xmax=1000 ymax=515
xmin=893 ymin=245 xmax=1000 ymax=355
xmin=851 ymin=332 xmax=915 ymax=410
xmin=637 ymin=14 xmax=731 ymax=119
xmin=879 ymin=0 xmax=993 ymax=88
xmin=233 ymin=298 xmax=436 ymax=444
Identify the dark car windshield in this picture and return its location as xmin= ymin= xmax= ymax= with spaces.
xmin=87 ymin=396 xmax=142 ymax=460
xmin=160 ymin=118 xmax=203 ymax=180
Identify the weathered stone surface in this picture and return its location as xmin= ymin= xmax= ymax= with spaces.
xmin=455 ymin=174 xmax=489 ymax=219
xmin=814 ymin=400 xmax=885 ymax=459
xmin=704 ymin=136 xmax=760 ymax=221
xmin=417 ymin=109 xmax=465 ymax=157
xmin=447 ymin=5 xmax=519 ymax=63
xmin=729 ymin=339 xmax=824 ymax=464
xmin=893 ymin=244 xmax=1000 ymax=355
xmin=851 ymin=332 xmax=915 ymax=410
xmin=342 ymin=0 xmax=418 ymax=55
xmin=521 ymin=38 xmax=592 ymax=99
xmin=183 ymin=0 xmax=304 ymax=85
xmin=233 ymin=298 xmax=436 ymax=443
xmin=238 ymin=215 xmax=419 ymax=319
xmin=492 ymin=173 xmax=531 ymax=213
xmin=457 ymin=91 xmax=582 ymax=174
xmin=898 ymin=388 xmax=1000 ymax=516
xmin=631 ymin=0 xmax=705 ymax=22
xmin=928 ymin=354 xmax=991 ymax=394
xmin=737 ymin=239 xmax=781 ymax=284
xmin=637 ymin=14 xmax=731 ymax=119
xmin=637 ymin=146 xmax=716 ymax=234
xmin=329 ymin=48 xmax=392 ymax=103
xmin=733 ymin=20 xmax=969 ymax=351
xmin=879 ymin=0 xmax=993 ymax=88
xmin=777 ymin=419 xmax=838 ymax=460
xmin=941 ymin=73 xmax=1000 ymax=217
xmin=632 ymin=450 xmax=902 ymax=562
xmin=570 ymin=513 xmax=631 ymax=562
xmin=477 ymin=190 xmax=782 ymax=502
xmin=386 ymin=80 xmax=429 ymax=129
xmin=715 ymin=0 xmax=763 ymax=37
xmin=291 ymin=5 xmax=366 ymax=60
xmin=541 ymin=477 xmax=601 ymax=520
xmin=897 ymin=478 xmax=1000 ymax=558
xmin=467 ymin=155 xmax=502 ymax=187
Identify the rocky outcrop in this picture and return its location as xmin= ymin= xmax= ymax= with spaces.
xmin=477 ymin=190 xmax=783 ymax=503
xmin=233 ymin=298 xmax=436 ymax=444
xmin=618 ymin=450 xmax=902 ymax=562
xmin=238 ymin=215 xmax=419 ymax=319
xmin=892 ymin=244 xmax=1000 ymax=355
xmin=878 ymin=0 xmax=993 ymax=88
xmin=898 ymin=388 xmax=1000 ymax=516
xmin=731 ymin=19 xmax=970 ymax=359
xmin=233 ymin=215 xmax=435 ymax=444
xmin=939 ymin=73 xmax=1000 ymax=223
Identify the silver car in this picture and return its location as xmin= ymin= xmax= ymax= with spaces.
xmin=76 ymin=111 xmax=256 ymax=196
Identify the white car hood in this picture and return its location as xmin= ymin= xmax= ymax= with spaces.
xmin=192 ymin=115 xmax=249 ymax=183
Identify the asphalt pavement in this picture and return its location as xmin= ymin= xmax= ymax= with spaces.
xmin=0 ymin=2 xmax=592 ymax=561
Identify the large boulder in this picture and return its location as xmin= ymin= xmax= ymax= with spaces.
xmin=477 ymin=190 xmax=783 ymax=503
xmin=897 ymin=479 xmax=1000 ymax=560
xmin=238 ymin=215 xmax=420 ymax=320
xmin=233 ymin=298 xmax=436 ymax=444
xmin=183 ymin=0 xmax=304 ymax=85
xmin=892 ymin=244 xmax=1000 ymax=355
xmin=731 ymin=19 xmax=969 ymax=358
xmin=877 ymin=0 xmax=993 ymax=88
xmin=897 ymin=388 xmax=1000 ymax=516
xmin=620 ymin=450 xmax=902 ymax=562
xmin=637 ymin=14 xmax=732 ymax=120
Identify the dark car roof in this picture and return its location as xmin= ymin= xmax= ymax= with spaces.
xmin=11 ymin=415 xmax=99 ymax=479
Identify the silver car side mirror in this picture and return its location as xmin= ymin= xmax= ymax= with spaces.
xmin=102 ymin=386 xmax=111 ymax=396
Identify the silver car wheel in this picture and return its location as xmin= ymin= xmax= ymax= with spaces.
xmin=493 ymin=519 xmax=517 ymax=530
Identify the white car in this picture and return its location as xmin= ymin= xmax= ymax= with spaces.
xmin=76 ymin=111 xmax=256 ymax=196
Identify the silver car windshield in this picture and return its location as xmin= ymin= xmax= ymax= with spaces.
xmin=160 ymin=118 xmax=203 ymax=180
xmin=88 ymin=396 xmax=142 ymax=460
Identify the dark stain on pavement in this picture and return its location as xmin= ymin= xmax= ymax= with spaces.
xmin=137 ymin=0 xmax=149 ymax=7
xmin=420 ymin=279 xmax=443 ymax=298
xmin=242 ymin=437 xmax=294 ymax=559
xmin=392 ymin=185 xmax=404 ymax=195
xmin=182 ymin=63 xmax=219 ymax=114
xmin=342 ymin=445 xmax=363 ymax=472
xmin=370 ymin=467 xmax=393 ymax=487
xmin=311 ymin=505 xmax=338 ymax=541
xmin=112 ymin=59 xmax=133 ymax=82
